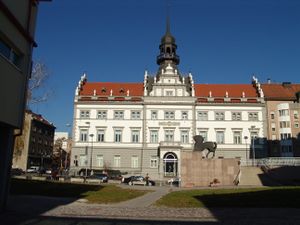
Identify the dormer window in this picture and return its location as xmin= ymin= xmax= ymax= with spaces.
xmin=101 ymin=87 xmax=106 ymax=93
xmin=120 ymin=88 xmax=125 ymax=93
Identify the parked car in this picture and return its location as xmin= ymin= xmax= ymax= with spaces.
xmin=26 ymin=166 xmax=40 ymax=173
xmin=122 ymin=176 xmax=143 ymax=184
xmin=45 ymin=168 xmax=52 ymax=175
xmin=167 ymin=177 xmax=181 ymax=186
xmin=122 ymin=176 xmax=155 ymax=186
xmin=88 ymin=173 xmax=109 ymax=183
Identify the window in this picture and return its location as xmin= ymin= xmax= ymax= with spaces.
xmin=294 ymin=111 xmax=299 ymax=119
xmin=199 ymin=131 xmax=207 ymax=141
xmin=216 ymin=131 xmax=224 ymax=144
xmin=114 ymin=155 xmax=121 ymax=167
xmin=250 ymin=131 xmax=258 ymax=140
xmin=114 ymin=129 xmax=122 ymax=142
xmin=197 ymin=111 xmax=208 ymax=121
xmin=80 ymin=129 xmax=88 ymax=142
xmin=215 ymin=112 xmax=225 ymax=121
xmin=271 ymin=123 xmax=276 ymax=132
xmin=279 ymin=109 xmax=289 ymax=117
xmin=114 ymin=111 xmax=124 ymax=119
xmin=166 ymin=91 xmax=173 ymax=96
xmin=150 ymin=156 xmax=158 ymax=168
xmin=131 ymin=130 xmax=140 ymax=143
xmin=270 ymin=112 xmax=275 ymax=119
xmin=131 ymin=156 xmax=139 ymax=168
xmin=248 ymin=112 xmax=258 ymax=121
xmin=182 ymin=111 xmax=188 ymax=120
xmin=79 ymin=155 xmax=87 ymax=166
xmin=96 ymin=155 xmax=103 ymax=167
xmin=0 ymin=38 xmax=21 ymax=67
xmin=165 ymin=130 xmax=174 ymax=142
xmin=280 ymin=133 xmax=291 ymax=140
xmin=80 ymin=110 xmax=90 ymax=118
xmin=131 ymin=111 xmax=141 ymax=119
xmin=233 ymin=131 xmax=242 ymax=144
xmin=295 ymin=123 xmax=299 ymax=128
xmin=97 ymin=129 xmax=105 ymax=142
xmin=151 ymin=111 xmax=158 ymax=120
xmin=181 ymin=130 xmax=189 ymax=143
xmin=165 ymin=111 xmax=175 ymax=120
xmin=280 ymin=121 xmax=290 ymax=128
xmin=150 ymin=130 xmax=158 ymax=143
xmin=97 ymin=111 xmax=107 ymax=119
xmin=232 ymin=112 xmax=241 ymax=121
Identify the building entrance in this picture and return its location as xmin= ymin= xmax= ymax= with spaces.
xmin=163 ymin=152 xmax=178 ymax=177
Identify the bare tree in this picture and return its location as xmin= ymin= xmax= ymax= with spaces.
xmin=27 ymin=61 xmax=52 ymax=108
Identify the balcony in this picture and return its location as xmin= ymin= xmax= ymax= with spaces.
xmin=156 ymin=53 xmax=180 ymax=65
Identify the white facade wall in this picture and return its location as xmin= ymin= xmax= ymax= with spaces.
xmin=71 ymin=99 xmax=265 ymax=179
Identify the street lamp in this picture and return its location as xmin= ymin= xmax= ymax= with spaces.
xmin=244 ymin=136 xmax=248 ymax=165
xmin=250 ymin=125 xmax=256 ymax=166
xmin=252 ymin=136 xmax=256 ymax=166
xmin=89 ymin=134 xmax=94 ymax=173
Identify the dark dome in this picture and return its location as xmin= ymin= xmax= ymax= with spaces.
xmin=161 ymin=32 xmax=176 ymax=44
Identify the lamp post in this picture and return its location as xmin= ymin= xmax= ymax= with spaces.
xmin=89 ymin=134 xmax=94 ymax=173
xmin=244 ymin=136 xmax=248 ymax=165
xmin=252 ymin=136 xmax=256 ymax=166
xmin=250 ymin=125 xmax=256 ymax=166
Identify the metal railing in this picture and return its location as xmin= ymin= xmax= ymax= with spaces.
xmin=241 ymin=157 xmax=300 ymax=167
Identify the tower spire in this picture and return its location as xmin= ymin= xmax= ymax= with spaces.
xmin=156 ymin=13 xmax=180 ymax=66
xmin=166 ymin=1 xmax=171 ymax=35
xmin=166 ymin=14 xmax=170 ymax=34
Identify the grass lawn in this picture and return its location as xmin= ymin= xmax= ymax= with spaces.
xmin=156 ymin=186 xmax=300 ymax=208
xmin=10 ymin=178 xmax=148 ymax=204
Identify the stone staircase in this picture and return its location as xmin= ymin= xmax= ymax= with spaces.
xmin=239 ymin=166 xmax=280 ymax=186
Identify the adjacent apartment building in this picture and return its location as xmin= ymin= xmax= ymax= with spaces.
xmin=12 ymin=110 xmax=55 ymax=171
xmin=261 ymin=82 xmax=300 ymax=157
xmin=71 ymin=22 xmax=266 ymax=180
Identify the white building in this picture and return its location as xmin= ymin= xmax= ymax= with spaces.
xmin=71 ymin=22 xmax=266 ymax=180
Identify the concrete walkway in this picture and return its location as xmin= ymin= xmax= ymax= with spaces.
xmin=113 ymin=185 xmax=170 ymax=208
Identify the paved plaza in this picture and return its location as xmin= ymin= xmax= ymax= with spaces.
xmin=1 ymin=185 xmax=300 ymax=225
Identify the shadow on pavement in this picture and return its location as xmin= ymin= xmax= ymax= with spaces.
xmin=193 ymin=188 xmax=300 ymax=224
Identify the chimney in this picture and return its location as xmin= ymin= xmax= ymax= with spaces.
xmin=267 ymin=78 xmax=271 ymax=84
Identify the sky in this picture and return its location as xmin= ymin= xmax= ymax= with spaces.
xmin=32 ymin=0 xmax=300 ymax=132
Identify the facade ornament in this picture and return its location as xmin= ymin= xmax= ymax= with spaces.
xmin=242 ymin=91 xmax=245 ymax=98
xmin=209 ymin=91 xmax=212 ymax=97
xmin=110 ymin=89 xmax=113 ymax=96
xmin=225 ymin=91 xmax=228 ymax=98
xmin=75 ymin=87 xmax=79 ymax=96
xmin=127 ymin=90 xmax=130 ymax=96
xmin=93 ymin=89 xmax=96 ymax=96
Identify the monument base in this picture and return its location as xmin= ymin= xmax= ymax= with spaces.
xmin=181 ymin=151 xmax=240 ymax=187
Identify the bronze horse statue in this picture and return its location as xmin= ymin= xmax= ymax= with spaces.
xmin=193 ymin=135 xmax=217 ymax=158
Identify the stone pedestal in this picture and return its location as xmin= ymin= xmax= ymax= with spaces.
xmin=181 ymin=151 xmax=240 ymax=187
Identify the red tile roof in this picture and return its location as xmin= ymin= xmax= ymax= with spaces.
xmin=80 ymin=82 xmax=144 ymax=96
xmin=261 ymin=84 xmax=300 ymax=100
xmin=194 ymin=84 xmax=258 ymax=98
